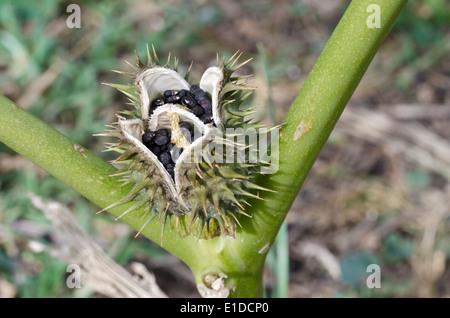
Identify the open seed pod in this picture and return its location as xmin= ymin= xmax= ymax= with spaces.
xmin=100 ymin=46 xmax=271 ymax=242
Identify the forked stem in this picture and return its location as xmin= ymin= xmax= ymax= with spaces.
xmin=0 ymin=0 xmax=407 ymax=297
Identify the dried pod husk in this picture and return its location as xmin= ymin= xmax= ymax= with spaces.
xmin=100 ymin=46 xmax=272 ymax=242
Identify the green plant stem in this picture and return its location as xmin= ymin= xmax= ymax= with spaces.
xmin=0 ymin=0 xmax=407 ymax=298
xmin=245 ymin=0 xmax=408 ymax=259
xmin=0 ymin=95 xmax=194 ymax=256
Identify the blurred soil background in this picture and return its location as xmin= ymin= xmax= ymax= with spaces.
xmin=0 ymin=0 xmax=449 ymax=297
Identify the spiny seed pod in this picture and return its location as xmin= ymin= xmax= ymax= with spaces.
xmin=98 ymin=45 xmax=273 ymax=243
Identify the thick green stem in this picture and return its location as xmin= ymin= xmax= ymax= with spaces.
xmin=0 ymin=0 xmax=406 ymax=298
xmin=0 ymin=95 xmax=195 ymax=255
xmin=241 ymin=0 xmax=408 ymax=253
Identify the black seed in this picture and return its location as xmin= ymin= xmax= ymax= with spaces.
xmin=200 ymin=98 xmax=212 ymax=108
xmin=163 ymin=90 xmax=178 ymax=98
xmin=179 ymin=121 xmax=191 ymax=129
xmin=192 ymin=105 xmax=205 ymax=117
xmin=149 ymin=145 xmax=161 ymax=156
xmin=159 ymin=143 xmax=167 ymax=151
xmin=158 ymin=151 xmax=171 ymax=166
xmin=179 ymin=121 xmax=193 ymax=132
xmin=155 ymin=135 xmax=169 ymax=146
xmin=165 ymin=95 xmax=181 ymax=104
xmin=142 ymin=131 xmax=155 ymax=146
xmin=150 ymin=98 xmax=165 ymax=116
xmin=156 ymin=128 xmax=171 ymax=138
xmin=185 ymin=91 xmax=195 ymax=98
xmin=154 ymin=129 xmax=170 ymax=145
xmin=167 ymin=168 xmax=175 ymax=179
xmin=178 ymin=89 xmax=187 ymax=97
xmin=181 ymin=96 xmax=197 ymax=109
xmin=163 ymin=128 xmax=172 ymax=139
xmin=200 ymin=114 xmax=213 ymax=124
xmin=166 ymin=162 xmax=175 ymax=170
xmin=152 ymin=98 xmax=165 ymax=107
xmin=190 ymin=84 xmax=201 ymax=94
xmin=204 ymin=108 xmax=213 ymax=116
xmin=200 ymin=99 xmax=212 ymax=115
xmin=179 ymin=148 xmax=184 ymax=155
xmin=194 ymin=91 xmax=206 ymax=102
xmin=167 ymin=142 xmax=174 ymax=151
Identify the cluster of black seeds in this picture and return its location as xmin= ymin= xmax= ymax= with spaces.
xmin=141 ymin=121 xmax=195 ymax=179
xmin=149 ymin=85 xmax=214 ymax=125
xmin=142 ymin=129 xmax=176 ymax=178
